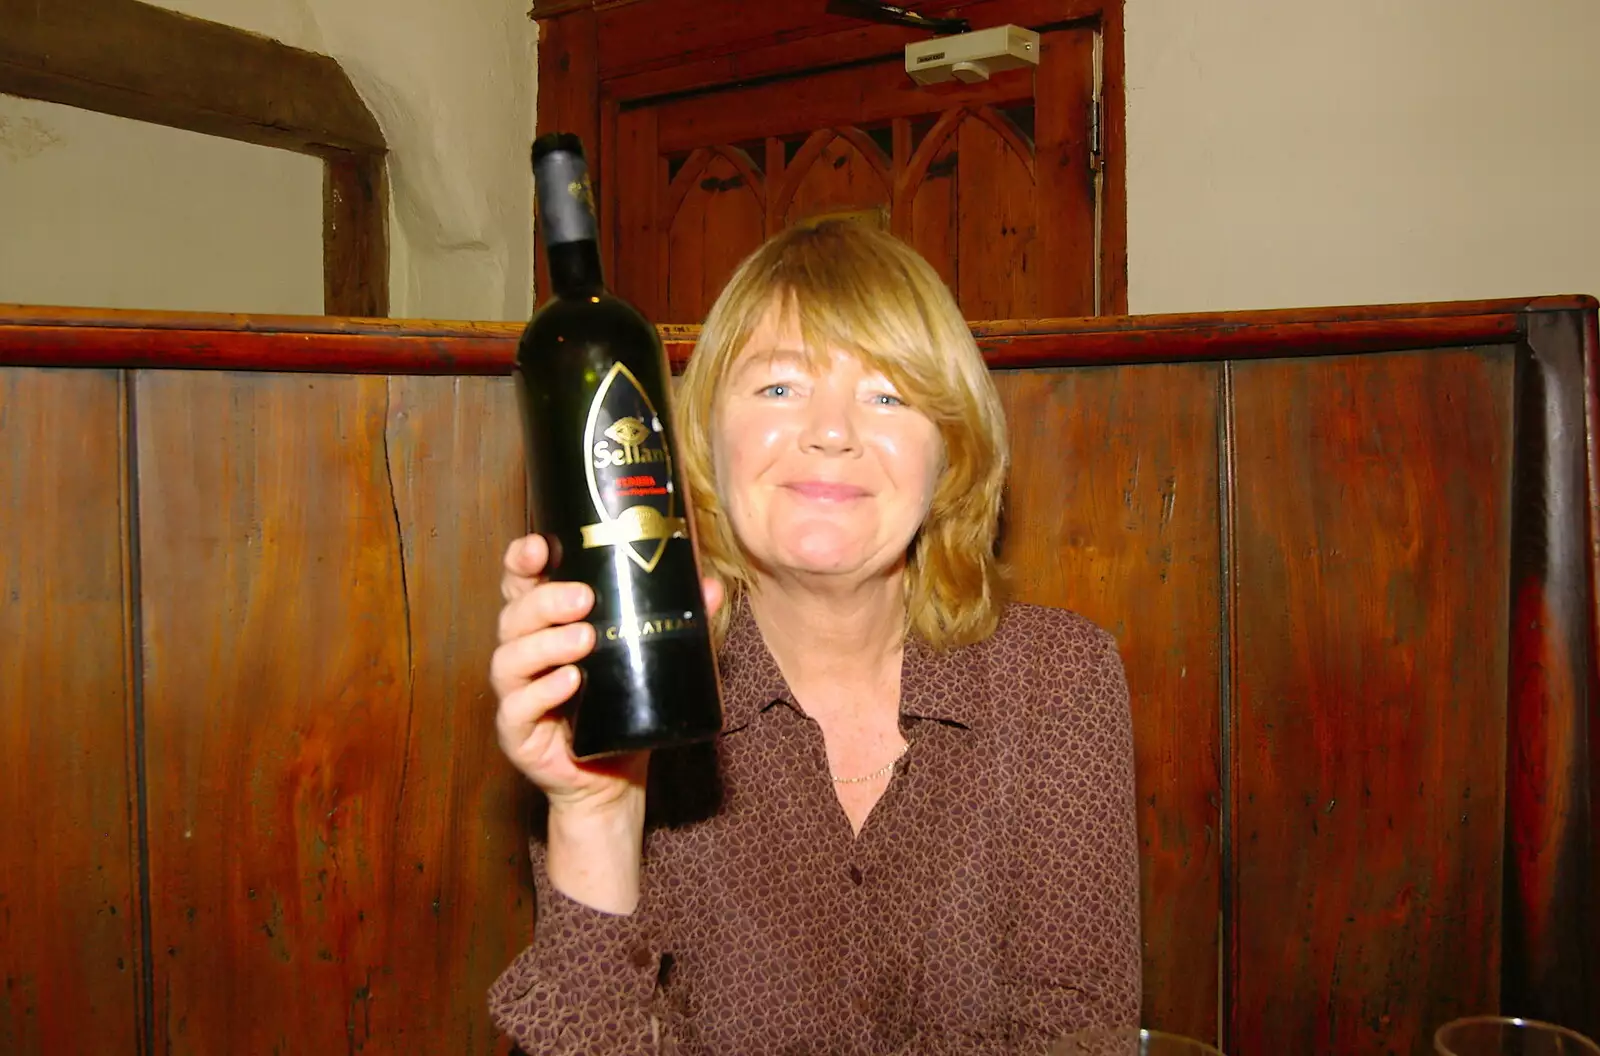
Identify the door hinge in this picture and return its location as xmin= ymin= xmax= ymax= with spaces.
xmin=1089 ymin=96 xmax=1104 ymax=172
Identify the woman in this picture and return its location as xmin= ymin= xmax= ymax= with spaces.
xmin=488 ymin=219 xmax=1141 ymax=1054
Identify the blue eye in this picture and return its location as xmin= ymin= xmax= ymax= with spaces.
xmin=872 ymin=393 xmax=904 ymax=406
xmin=759 ymin=383 xmax=790 ymax=398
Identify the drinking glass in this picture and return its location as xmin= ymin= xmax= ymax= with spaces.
xmin=1052 ymin=1026 xmax=1227 ymax=1056
xmin=1434 ymin=1016 xmax=1600 ymax=1056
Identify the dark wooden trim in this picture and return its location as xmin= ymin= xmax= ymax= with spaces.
xmin=535 ymin=9 xmax=601 ymax=301
xmin=0 ymin=304 xmax=524 ymax=337
xmin=595 ymin=2 xmax=1093 ymax=104
xmin=583 ymin=0 xmax=1102 ymax=84
xmin=599 ymin=21 xmax=972 ymax=103
xmin=530 ymin=0 xmax=598 ymax=16
xmin=117 ymin=368 xmax=157 ymax=1056
xmin=1501 ymin=310 xmax=1599 ymax=1037
xmin=1099 ymin=1 xmax=1127 ymax=314
xmin=648 ymin=63 xmax=1032 ymax=156
xmin=7 ymin=296 xmax=1587 ymax=334
xmin=1218 ymin=358 xmax=1241 ymax=1056
xmin=0 ymin=0 xmax=384 ymax=156
xmin=3 ymin=298 xmax=1591 ymax=376
xmin=0 ymin=326 xmax=515 ymax=375
xmin=1 ymin=0 xmax=391 ymax=317
xmin=1588 ymin=304 xmax=1600 ymax=1026
xmin=530 ymin=0 xmax=593 ymax=15
xmin=324 ymin=156 xmax=391 ymax=318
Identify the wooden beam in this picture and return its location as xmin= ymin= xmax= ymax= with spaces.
xmin=1100 ymin=0 xmax=1129 ymax=313
xmin=8 ymin=297 xmax=1592 ymax=376
xmin=0 ymin=0 xmax=384 ymax=157
xmin=1 ymin=0 xmax=391 ymax=316
xmin=325 ymin=156 xmax=390 ymax=317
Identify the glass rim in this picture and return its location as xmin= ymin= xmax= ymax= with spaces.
xmin=1060 ymin=1026 xmax=1226 ymax=1055
xmin=1434 ymin=1015 xmax=1600 ymax=1052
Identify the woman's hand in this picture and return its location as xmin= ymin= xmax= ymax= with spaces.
xmin=491 ymin=533 xmax=725 ymax=814
xmin=492 ymin=533 xmax=724 ymax=914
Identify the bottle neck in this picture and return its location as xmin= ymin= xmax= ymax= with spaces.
xmin=548 ymin=239 xmax=606 ymax=299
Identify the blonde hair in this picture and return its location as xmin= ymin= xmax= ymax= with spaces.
xmin=676 ymin=219 xmax=1009 ymax=651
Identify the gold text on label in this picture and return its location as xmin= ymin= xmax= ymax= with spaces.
xmin=593 ymin=416 xmax=669 ymax=468
xmin=601 ymin=613 xmax=701 ymax=641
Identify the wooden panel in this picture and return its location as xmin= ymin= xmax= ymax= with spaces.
xmin=622 ymin=24 xmax=1102 ymax=324
xmin=1229 ymin=349 xmax=1515 ymax=1055
xmin=1034 ymin=27 xmax=1096 ymax=316
xmin=136 ymin=371 xmax=534 ymax=1053
xmin=994 ymin=363 xmax=1223 ymax=1041
xmin=590 ymin=0 xmax=1097 ymax=83
xmin=652 ymin=56 xmax=1030 ymax=156
xmin=136 ymin=372 xmax=430 ymax=1051
xmin=0 ymin=368 xmax=141 ymax=1054
xmin=366 ymin=375 xmax=536 ymax=1053
xmin=613 ymin=106 xmax=662 ymax=321
xmin=906 ymin=127 xmax=958 ymax=292
xmin=665 ymin=150 xmax=766 ymax=324
xmin=780 ymin=132 xmax=892 ymax=230
xmin=955 ymin=110 xmax=1037 ymax=320
xmin=548 ymin=0 xmax=1127 ymax=315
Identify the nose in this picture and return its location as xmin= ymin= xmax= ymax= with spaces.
xmin=797 ymin=381 xmax=860 ymax=456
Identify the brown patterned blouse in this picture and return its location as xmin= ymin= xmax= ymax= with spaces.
xmin=488 ymin=599 xmax=1142 ymax=1054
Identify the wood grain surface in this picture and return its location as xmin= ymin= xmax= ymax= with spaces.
xmin=1228 ymin=348 xmax=1515 ymax=1054
xmin=134 ymin=370 xmax=532 ymax=1053
xmin=0 ymin=368 xmax=141 ymax=1053
xmin=2 ymin=298 xmax=1596 ymax=1053
xmin=3 ymin=298 xmax=1562 ymax=376
xmin=994 ymin=363 xmax=1224 ymax=1041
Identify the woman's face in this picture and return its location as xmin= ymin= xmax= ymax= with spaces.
xmin=712 ymin=300 xmax=944 ymax=588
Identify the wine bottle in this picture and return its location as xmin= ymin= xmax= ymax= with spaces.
xmin=515 ymin=131 xmax=723 ymax=759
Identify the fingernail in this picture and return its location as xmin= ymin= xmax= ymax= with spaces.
xmin=568 ymin=623 xmax=593 ymax=648
xmin=565 ymin=584 xmax=591 ymax=607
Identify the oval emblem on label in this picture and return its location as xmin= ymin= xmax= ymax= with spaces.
xmin=580 ymin=361 xmax=687 ymax=572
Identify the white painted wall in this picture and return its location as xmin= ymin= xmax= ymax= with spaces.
xmin=1124 ymin=0 xmax=1600 ymax=314
xmin=0 ymin=95 xmax=324 ymax=315
xmin=0 ymin=0 xmax=537 ymax=321
xmin=7 ymin=1 xmax=1593 ymax=322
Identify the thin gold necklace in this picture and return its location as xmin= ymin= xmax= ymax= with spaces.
xmin=830 ymin=739 xmax=913 ymax=784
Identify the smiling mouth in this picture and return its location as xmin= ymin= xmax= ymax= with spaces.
xmin=784 ymin=482 xmax=869 ymax=502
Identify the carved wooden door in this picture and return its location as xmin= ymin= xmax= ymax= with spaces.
xmin=607 ymin=26 xmax=1100 ymax=325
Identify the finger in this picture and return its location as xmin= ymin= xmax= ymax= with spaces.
xmin=501 ymin=534 xmax=548 ymax=601
xmin=490 ymin=620 xmax=596 ymax=698
xmin=497 ymin=580 xmax=596 ymax=645
xmin=702 ymin=576 xmax=726 ymax=619
xmin=495 ymin=665 xmax=582 ymax=745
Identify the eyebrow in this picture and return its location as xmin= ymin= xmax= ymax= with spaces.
xmin=732 ymin=348 xmax=813 ymax=375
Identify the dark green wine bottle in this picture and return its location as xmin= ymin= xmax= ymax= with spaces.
xmin=516 ymin=131 xmax=723 ymax=759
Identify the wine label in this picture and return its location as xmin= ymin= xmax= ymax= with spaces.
xmin=581 ymin=361 xmax=688 ymax=572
